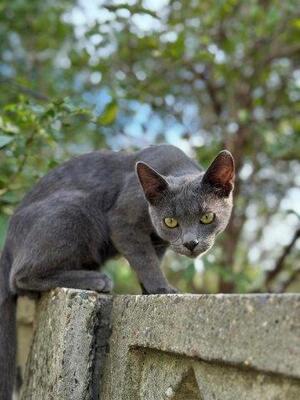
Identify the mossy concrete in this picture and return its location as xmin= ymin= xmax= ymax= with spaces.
xmin=101 ymin=294 xmax=300 ymax=399
xmin=20 ymin=289 xmax=112 ymax=400
xmin=16 ymin=297 xmax=36 ymax=385
xmin=21 ymin=290 xmax=300 ymax=400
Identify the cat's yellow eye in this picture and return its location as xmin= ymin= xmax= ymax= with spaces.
xmin=164 ymin=217 xmax=178 ymax=228
xmin=200 ymin=212 xmax=215 ymax=224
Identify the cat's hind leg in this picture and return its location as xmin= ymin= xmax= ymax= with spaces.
xmin=9 ymin=205 xmax=112 ymax=294
xmin=13 ymin=267 xmax=112 ymax=294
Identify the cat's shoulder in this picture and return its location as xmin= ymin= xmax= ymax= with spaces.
xmin=135 ymin=144 xmax=201 ymax=175
xmin=136 ymin=144 xmax=189 ymax=161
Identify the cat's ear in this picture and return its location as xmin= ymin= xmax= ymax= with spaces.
xmin=202 ymin=150 xmax=235 ymax=196
xmin=136 ymin=161 xmax=168 ymax=204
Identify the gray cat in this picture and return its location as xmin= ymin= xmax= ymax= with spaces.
xmin=0 ymin=144 xmax=234 ymax=399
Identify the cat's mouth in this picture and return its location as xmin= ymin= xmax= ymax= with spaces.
xmin=170 ymin=244 xmax=211 ymax=258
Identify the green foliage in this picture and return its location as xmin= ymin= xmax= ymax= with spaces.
xmin=0 ymin=96 xmax=97 ymax=216
xmin=97 ymin=101 xmax=118 ymax=125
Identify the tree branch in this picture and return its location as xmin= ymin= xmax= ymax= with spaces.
xmin=266 ymin=43 xmax=300 ymax=64
xmin=265 ymin=227 xmax=300 ymax=288
xmin=0 ymin=78 xmax=49 ymax=101
xmin=196 ymin=68 xmax=223 ymax=117
xmin=275 ymin=269 xmax=300 ymax=293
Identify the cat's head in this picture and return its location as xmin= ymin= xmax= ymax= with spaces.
xmin=136 ymin=150 xmax=235 ymax=258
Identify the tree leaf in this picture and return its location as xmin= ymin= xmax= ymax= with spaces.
xmin=0 ymin=135 xmax=14 ymax=148
xmin=97 ymin=101 xmax=118 ymax=125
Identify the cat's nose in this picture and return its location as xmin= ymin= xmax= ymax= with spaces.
xmin=183 ymin=240 xmax=199 ymax=251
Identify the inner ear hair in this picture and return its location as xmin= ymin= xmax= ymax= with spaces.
xmin=136 ymin=161 xmax=168 ymax=204
xmin=202 ymin=150 xmax=235 ymax=196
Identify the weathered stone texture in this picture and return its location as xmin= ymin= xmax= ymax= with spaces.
xmin=20 ymin=289 xmax=112 ymax=400
xmin=100 ymin=294 xmax=300 ymax=399
xmin=21 ymin=291 xmax=300 ymax=400
xmin=16 ymin=297 xmax=36 ymax=381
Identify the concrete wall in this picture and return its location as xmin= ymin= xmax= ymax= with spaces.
xmin=16 ymin=297 xmax=36 ymax=387
xmin=21 ymin=289 xmax=300 ymax=399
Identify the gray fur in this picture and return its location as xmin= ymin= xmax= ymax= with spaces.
xmin=0 ymin=144 xmax=234 ymax=399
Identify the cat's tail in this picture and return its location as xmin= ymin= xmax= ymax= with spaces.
xmin=0 ymin=246 xmax=17 ymax=400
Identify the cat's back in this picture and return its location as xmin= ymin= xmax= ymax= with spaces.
xmin=135 ymin=144 xmax=202 ymax=176
xmin=17 ymin=144 xmax=200 ymax=209
xmin=18 ymin=150 xmax=133 ymax=208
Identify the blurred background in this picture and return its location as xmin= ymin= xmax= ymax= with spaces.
xmin=1 ymin=0 xmax=299 ymax=294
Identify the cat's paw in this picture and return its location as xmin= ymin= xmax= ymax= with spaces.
xmin=143 ymin=285 xmax=180 ymax=295
xmin=158 ymin=286 xmax=180 ymax=294
xmin=93 ymin=274 xmax=113 ymax=293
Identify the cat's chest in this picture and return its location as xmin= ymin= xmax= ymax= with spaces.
xmin=150 ymin=231 xmax=168 ymax=247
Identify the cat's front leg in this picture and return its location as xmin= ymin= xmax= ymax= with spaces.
xmin=111 ymin=232 xmax=177 ymax=294
xmin=130 ymin=249 xmax=179 ymax=294
xmin=141 ymin=284 xmax=179 ymax=295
